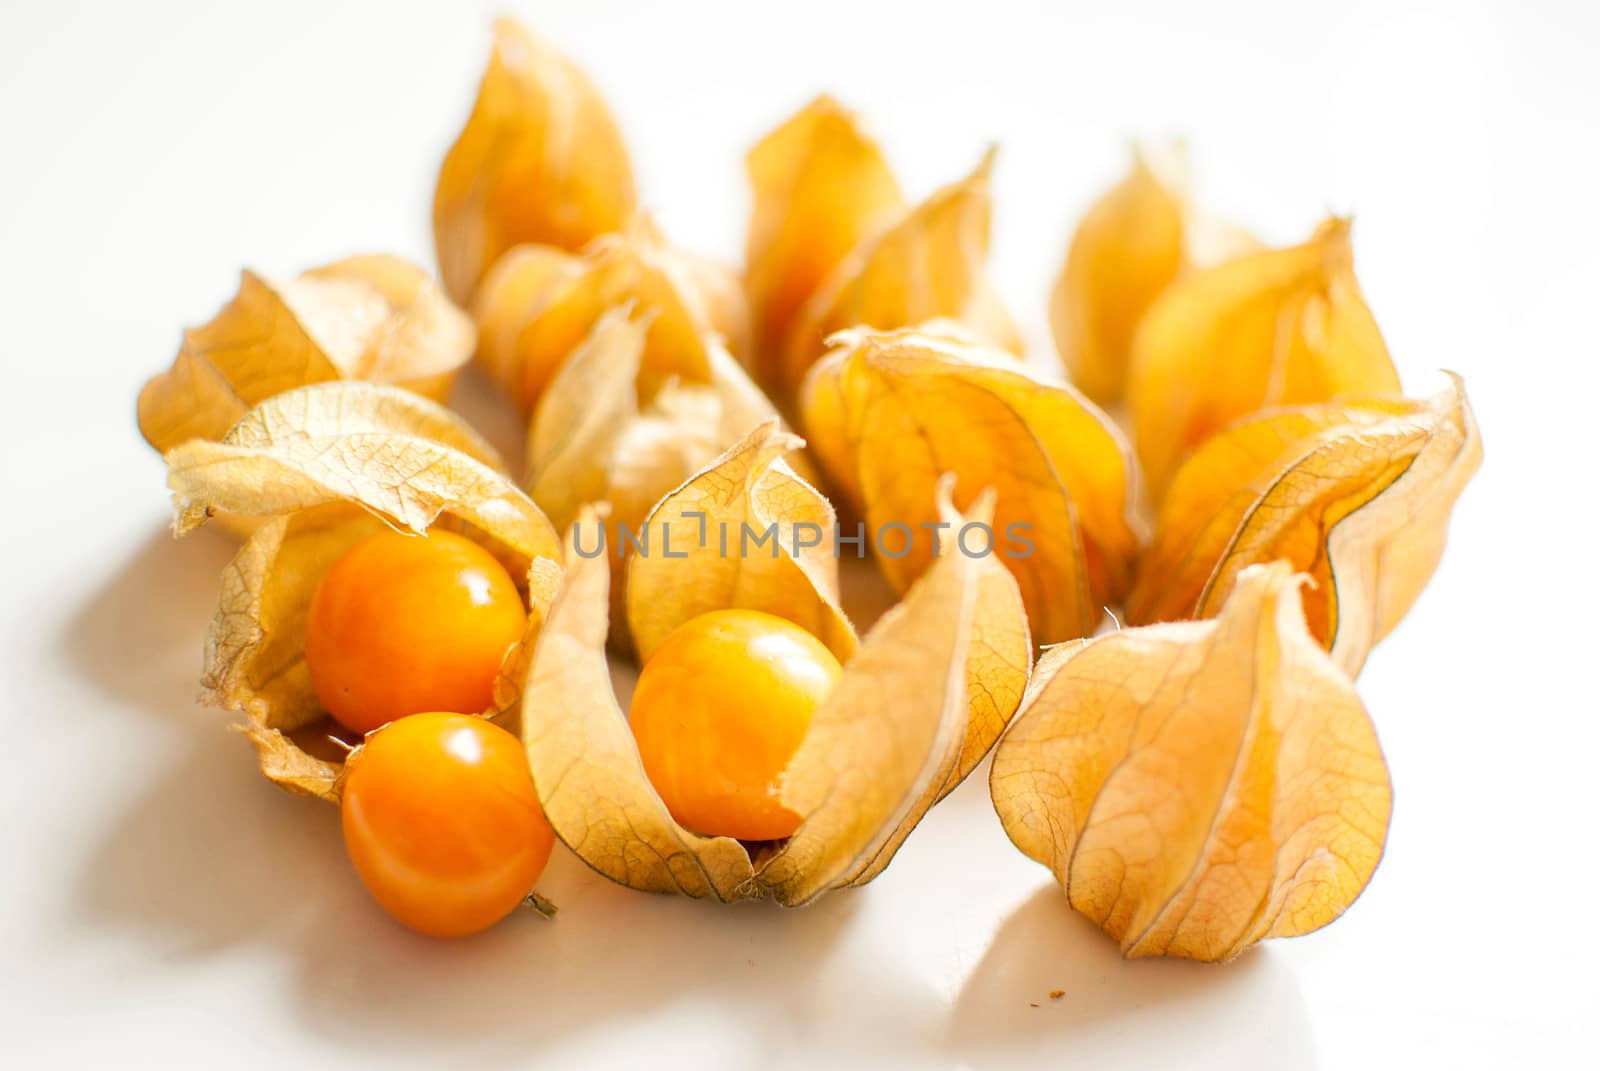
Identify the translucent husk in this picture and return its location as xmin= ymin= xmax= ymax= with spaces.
xmin=1126 ymin=375 xmax=1481 ymax=676
xmin=137 ymin=256 xmax=476 ymax=534
xmin=800 ymin=323 xmax=1139 ymax=645
xmin=991 ymin=562 xmax=1391 ymax=962
xmin=524 ymin=307 xmax=781 ymax=650
xmin=743 ymin=97 xmax=1017 ymax=404
xmin=474 ymin=216 xmax=749 ymax=413
xmin=519 ymin=470 xmax=1031 ymax=904
xmin=1128 ymin=217 xmax=1402 ymax=499
xmin=779 ymin=150 xmax=1020 ymax=400
xmin=433 ymin=17 xmax=636 ymax=304
xmin=1048 ymin=144 xmax=1259 ymax=405
xmin=743 ymin=95 xmax=905 ymax=375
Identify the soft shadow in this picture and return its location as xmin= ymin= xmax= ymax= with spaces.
xmin=67 ymin=527 xmax=861 ymax=1060
xmin=66 ymin=517 xmax=861 ymax=1063
xmin=289 ymin=850 xmax=862 ymax=1062
xmin=62 ymin=522 xmax=236 ymax=719
xmin=76 ymin=730 xmax=861 ymax=1063
xmin=950 ymin=886 xmax=1317 ymax=1070
xmin=62 ymin=522 xmax=346 ymax=953
xmin=74 ymin=730 xmax=348 ymax=956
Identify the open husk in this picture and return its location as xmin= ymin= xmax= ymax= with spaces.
xmin=519 ymin=481 xmax=1031 ymax=904
xmin=1049 ymin=145 xmax=1258 ymax=405
xmin=525 ymin=307 xmax=779 ymax=648
xmin=433 ymin=17 xmax=636 ymax=305
xmin=164 ymin=382 xmax=562 ymax=801
xmin=474 ymin=216 xmax=749 ymax=412
xmin=1128 ymin=218 xmax=1402 ymax=498
xmin=800 ymin=324 xmax=1139 ymax=645
xmin=1126 ymin=375 xmax=1481 ymax=676
xmin=625 ymin=421 xmax=858 ymax=664
xmin=137 ymin=255 xmax=475 ymax=485
xmin=991 ymin=561 xmax=1391 ymax=962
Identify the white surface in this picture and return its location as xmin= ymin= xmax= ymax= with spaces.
xmin=3 ymin=1 xmax=1597 ymax=1067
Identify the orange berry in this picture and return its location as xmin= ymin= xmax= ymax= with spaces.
xmin=340 ymin=713 xmax=555 ymax=938
xmin=305 ymin=529 xmax=525 ymax=734
xmin=629 ymin=609 xmax=842 ymax=841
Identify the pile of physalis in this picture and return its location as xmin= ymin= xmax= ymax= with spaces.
xmin=136 ymin=18 xmax=1480 ymax=961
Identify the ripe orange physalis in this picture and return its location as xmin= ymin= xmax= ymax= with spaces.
xmin=340 ymin=712 xmax=555 ymax=938
xmin=305 ymin=528 xmax=526 ymax=734
xmin=628 ymin=609 xmax=843 ymax=841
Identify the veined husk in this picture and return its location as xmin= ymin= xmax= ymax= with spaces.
xmin=520 ymin=479 xmax=1030 ymax=904
xmin=137 ymin=255 xmax=476 ymax=514
xmin=626 ymin=421 xmax=858 ymax=665
xmin=1049 ymin=145 xmax=1259 ymax=406
xmin=1126 ymin=375 xmax=1481 ymax=676
xmin=163 ymin=382 xmax=563 ymax=801
xmin=474 ymin=216 xmax=749 ymax=412
xmin=1128 ymin=217 xmax=1402 ymax=499
xmin=744 ymin=95 xmax=905 ymax=370
xmin=799 ymin=324 xmax=1139 ymax=646
xmin=991 ymin=561 xmax=1391 ymax=962
xmin=433 ymin=17 xmax=636 ymax=305
xmin=630 ymin=421 xmax=1029 ymax=800
xmin=525 ymin=307 xmax=780 ymax=649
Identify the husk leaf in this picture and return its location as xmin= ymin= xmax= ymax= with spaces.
xmin=799 ymin=324 xmax=1138 ymax=645
xmin=433 ymin=17 xmax=635 ymax=304
xmin=1126 ymin=376 xmax=1481 ymax=675
xmin=991 ymin=561 xmax=1391 ymax=962
xmin=520 ymin=483 xmax=1029 ymax=903
xmin=1128 ymin=217 xmax=1402 ymax=498
xmin=1048 ymin=145 xmax=1259 ymax=405
xmin=773 ymin=149 xmax=1019 ymax=401
xmin=137 ymin=256 xmax=474 ymax=477
xmin=170 ymin=383 xmax=562 ymax=798
xmin=744 ymin=95 xmax=905 ymax=375
xmin=166 ymin=385 xmax=558 ymax=568
xmin=526 ymin=307 xmax=779 ymax=647
xmin=625 ymin=420 xmax=858 ymax=664
xmin=475 ymin=215 xmax=748 ymax=411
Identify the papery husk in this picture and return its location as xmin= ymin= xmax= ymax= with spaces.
xmin=167 ymin=382 xmax=562 ymax=800
xmin=799 ymin=324 xmax=1139 ymax=645
xmin=519 ymin=483 xmax=1030 ymax=904
xmin=137 ymin=255 xmax=476 ymax=525
xmin=525 ymin=307 xmax=780 ymax=649
xmin=433 ymin=17 xmax=635 ymax=304
xmin=209 ymin=506 xmax=386 ymax=801
xmin=991 ymin=561 xmax=1391 ymax=962
xmin=632 ymin=421 xmax=1031 ymax=800
xmin=626 ymin=421 xmax=858 ymax=664
xmin=1049 ymin=145 xmax=1259 ymax=406
xmin=1126 ymin=376 xmax=1481 ymax=676
xmin=744 ymin=95 xmax=905 ymax=376
xmin=475 ymin=216 xmax=750 ymax=412
xmin=1128 ymin=217 xmax=1402 ymax=499
xmin=167 ymin=385 xmax=555 ymax=562
xmin=769 ymin=148 xmax=1019 ymax=401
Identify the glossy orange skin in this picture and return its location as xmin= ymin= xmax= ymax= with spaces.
xmin=305 ymin=529 xmax=525 ymax=734
xmin=629 ymin=609 xmax=842 ymax=841
xmin=340 ymin=713 xmax=555 ymax=938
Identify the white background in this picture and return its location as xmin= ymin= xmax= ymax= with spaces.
xmin=3 ymin=1 xmax=1598 ymax=1067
